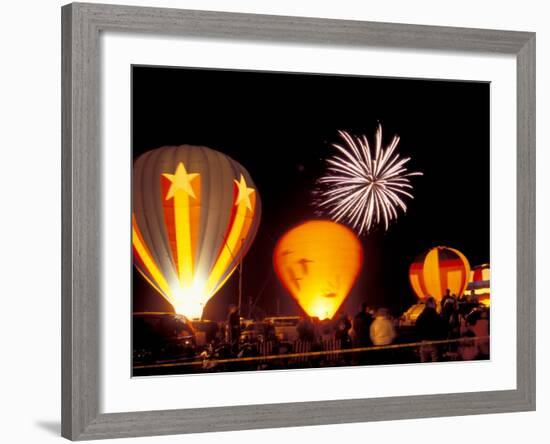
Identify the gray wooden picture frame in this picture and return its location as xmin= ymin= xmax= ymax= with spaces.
xmin=61 ymin=2 xmax=536 ymax=440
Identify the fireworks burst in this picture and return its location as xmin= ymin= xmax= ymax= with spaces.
xmin=314 ymin=124 xmax=422 ymax=235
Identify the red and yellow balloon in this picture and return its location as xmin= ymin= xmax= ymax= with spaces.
xmin=409 ymin=246 xmax=470 ymax=302
xmin=273 ymin=220 xmax=363 ymax=320
xmin=132 ymin=145 xmax=261 ymax=319
xmin=466 ymin=263 xmax=490 ymax=307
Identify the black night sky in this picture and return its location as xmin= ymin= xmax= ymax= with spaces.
xmin=132 ymin=65 xmax=490 ymax=320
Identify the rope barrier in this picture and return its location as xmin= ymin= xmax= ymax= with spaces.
xmin=134 ymin=335 xmax=489 ymax=370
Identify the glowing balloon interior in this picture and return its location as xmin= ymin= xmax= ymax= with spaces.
xmin=132 ymin=145 xmax=261 ymax=319
xmin=409 ymin=246 xmax=471 ymax=302
xmin=273 ymin=221 xmax=363 ymax=320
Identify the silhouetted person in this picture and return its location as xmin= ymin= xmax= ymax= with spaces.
xmin=440 ymin=288 xmax=452 ymax=311
xmin=352 ymin=302 xmax=373 ymax=364
xmin=227 ymin=304 xmax=240 ymax=353
xmin=297 ymin=316 xmax=316 ymax=342
xmin=441 ymin=295 xmax=461 ymax=356
xmin=335 ymin=313 xmax=352 ymax=345
xmin=442 ymin=295 xmax=460 ymax=333
xmin=468 ymin=289 xmax=479 ymax=305
xmin=335 ymin=313 xmax=352 ymax=364
xmin=352 ymin=302 xmax=373 ymax=347
xmin=416 ymin=297 xmax=446 ymax=362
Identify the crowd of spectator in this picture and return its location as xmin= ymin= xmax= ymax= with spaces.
xmin=215 ymin=288 xmax=490 ymax=367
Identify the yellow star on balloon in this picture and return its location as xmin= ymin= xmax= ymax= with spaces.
xmin=163 ymin=162 xmax=199 ymax=200
xmin=234 ymin=174 xmax=255 ymax=211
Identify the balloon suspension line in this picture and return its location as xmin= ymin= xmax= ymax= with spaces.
xmin=220 ymin=235 xmax=245 ymax=317
xmin=249 ymin=231 xmax=278 ymax=315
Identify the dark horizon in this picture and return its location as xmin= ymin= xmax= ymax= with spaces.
xmin=132 ymin=65 xmax=490 ymax=321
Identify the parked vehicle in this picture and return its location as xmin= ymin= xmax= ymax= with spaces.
xmin=399 ymin=303 xmax=426 ymax=328
xmin=133 ymin=312 xmax=196 ymax=365
xmin=191 ymin=319 xmax=220 ymax=347
xmin=240 ymin=321 xmax=275 ymax=343
xmin=264 ymin=316 xmax=301 ymax=342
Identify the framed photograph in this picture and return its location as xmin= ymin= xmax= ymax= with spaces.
xmin=62 ymin=2 xmax=535 ymax=440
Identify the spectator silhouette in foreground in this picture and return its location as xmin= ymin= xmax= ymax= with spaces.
xmin=335 ymin=313 xmax=352 ymax=343
xmin=416 ymin=297 xmax=446 ymax=363
xmin=297 ymin=316 xmax=316 ymax=343
xmin=227 ymin=304 xmax=240 ymax=353
xmin=352 ymin=303 xmax=373 ymax=345
xmin=334 ymin=313 xmax=352 ymax=364
xmin=352 ymin=302 xmax=374 ymax=364
xmin=440 ymin=288 xmax=453 ymax=311
xmin=441 ymin=294 xmax=461 ymax=356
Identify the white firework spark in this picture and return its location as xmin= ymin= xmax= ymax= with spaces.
xmin=314 ymin=124 xmax=422 ymax=235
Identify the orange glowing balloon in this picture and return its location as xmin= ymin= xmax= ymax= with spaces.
xmin=273 ymin=220 xmax=363 ymax=320
xmin=409 ymin=246 xmax=471 ymax=302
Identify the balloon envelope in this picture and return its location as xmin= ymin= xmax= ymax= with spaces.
xmin=133 ymin=145 xmax=261 ymax=319
xmin=273 ymin=220 xmax=363 ymax=320
xmin=409 ymin=246 xmax=470 ymax=302
xmin=466 ymin=263 xmax=490 ymax=306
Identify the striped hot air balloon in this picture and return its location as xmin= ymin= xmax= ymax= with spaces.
xmin=133 ymin=145 xmax=261 ymax=319
xmin=409 ymin=246 xmax=471 ymax=302
xmin=466 ymin=264 xmax=490 ymax=306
